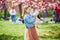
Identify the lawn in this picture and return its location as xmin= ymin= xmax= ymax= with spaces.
xmin=0 ymin=20 xmax=60 ymax=40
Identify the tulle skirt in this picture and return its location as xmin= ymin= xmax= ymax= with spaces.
xmin=24 ymin=26 xmax=39 ymax=40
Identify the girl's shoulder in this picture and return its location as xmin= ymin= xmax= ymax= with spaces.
xmin=24 ymin=14 xmax=29 ymax=17
xmin=24 ymin=14 xmax=30 ymax=20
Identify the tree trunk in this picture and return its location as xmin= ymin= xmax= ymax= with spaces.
xmin=19 ymin=4 xmax=23 ymax=19
xmin=4 ymin=9 xmax=7 ymax=18
xmin=2 ymin=0 xmax=8 ymax=18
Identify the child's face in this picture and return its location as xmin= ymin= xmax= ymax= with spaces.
xmin=26 ymin=7 xmax=31 ymax=13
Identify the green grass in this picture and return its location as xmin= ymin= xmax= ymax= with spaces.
xmin=0 ymin=20 xmax=60 ymax=40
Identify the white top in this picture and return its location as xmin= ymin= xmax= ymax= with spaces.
xmin=10 ymin=9 xmax=16 ymax=15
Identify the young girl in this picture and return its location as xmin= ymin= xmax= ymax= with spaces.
xmin=24 ymin=6 xmax=39 ymax=40
xmin=10 ymin=6 xmax=16 ymax=22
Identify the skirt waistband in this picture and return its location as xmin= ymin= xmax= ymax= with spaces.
xmin=26 ymin=26 xmax=35 ymax=28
